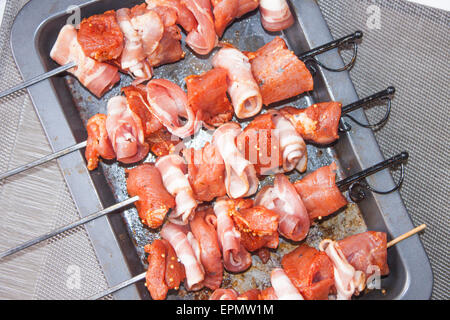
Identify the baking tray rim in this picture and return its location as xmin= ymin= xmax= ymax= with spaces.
xmin=8 ymin=0 xmax=433 ymax=300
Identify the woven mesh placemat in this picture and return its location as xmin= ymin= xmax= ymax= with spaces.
xmin=0 ymin=0 xmax=447 ymax=300
xmin=0 ymin=0 xmax=110 ymax=300
xmin=318 ymin=0 xmax=449 ymax=300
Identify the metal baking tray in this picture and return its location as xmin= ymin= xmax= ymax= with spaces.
xmin=10 ymin=0 xmax=432 ymax=299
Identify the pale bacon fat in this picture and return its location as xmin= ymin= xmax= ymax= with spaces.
xmin=116 ymin=8 xmax=153 ymax=84
xmin=160 ymin=222 xmax=205 ymax=290
xmin=105 ymin=96 xmax=149 ymax=164
xmin=259 ymin=0 xmax=294 ymax=32
xmin=213 ymin=197 xmax=252 ymax=273
xmin=213 ymin=123 xmax=259 ymax=199
xmin=155 ymin=154 xmax=198 ymax=225
xmin=271 ymin=268 xmax=304 ymax=300
xmin=255 ymin=174 xmax=310 ymax=242
xmin=319 ymin=239 xmax=366 ymax=300
xmin=269 ymin=110 xmax=307 ymax=173
xmin=183 ymin=0 xmax=218 ymax=55
xmin=212 ymin=47 xmax=263 ymax=119
xmin=146 ymin=79 xmax=200 ymax=138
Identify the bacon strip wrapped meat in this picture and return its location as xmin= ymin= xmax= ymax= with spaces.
xmin=190 ymin=207 xmax=223 ymax=290
xmin=230 ymin=199 xmax=279 ymax=253
xmin=294 ymin=162 xmax=348 ymax=221
xmin=146 ymin=79 xmax=199 ymax=138
xmin=116 ymin=8 xmax=154 ymax=84
xmin=211 ymin=0 xmax=260 ymax=37
xmin=155 ymin=154 xmax=198 ymax=225
xmin=212 ymin=47 xmax=262 ymax=119
xmin=319 ymin=239 xmax=366 ymax=300
xmin=50 ymin=25 xmax=120 ymax=98
xmin=183 ymin=0 xmax=218 ymax=55
xmin=106 ymin=96 xmax=150 ymax=164
xmin=237 ymin=113 xmax=281 ymax=176
xmin=255 ymin=174 xmax=310 ymax=242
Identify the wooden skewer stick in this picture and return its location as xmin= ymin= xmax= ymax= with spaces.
xmin=387 ymin=224 xmax=426 ymax=248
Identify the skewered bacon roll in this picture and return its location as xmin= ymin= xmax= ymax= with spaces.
xmin=190 ymin=207 xmax=224 ymax=290
xmin=183 ymin=0 xmax=218 ymax=55
xmin=146 ymin=79 xmax=200 ymax=138
xmin=281 ymin=244 xmax=335 ymax=300
xmin=155 ymin=154 xmax=198 ymax=225
xmin=147 ymin=79 xmax=199 ymax=138
xmin=213 ymin=197 xmax=252 ymax=273
xmin=85 ymin=114 xmax=116 ymax=171
xmin=259 ymin=0 xmax=294 ymax=32
xmin=294 ymin=162 xmax=348 ymax=221
xmin=116 ymin=8 xmax=154 ymax=84
xmin=161 ymin=222 xmax=205 ymax=290
xmin=106 ymin=96 xmax=150 ymax=164
xmin=144 ymin=239 xmax=185 ymax=300
xmin=126 ymin=163 xmax=175 ymax=228
xmin=50 ymin=25 xmax=120 ymax=98
xmin=144 ymin=1 xmax=186 ymax=67
xmin=319 ymin=239 xmax=366 ymax=300
xmin=270 ymin=110 xmax=308 ymax=173
xmin=211 ymin=0 xmax=260 ymax=37
xmin=338 ymin=231 xmax=389 ymax=277
xmin=213 ymin=123 xmax=259 ymax=199
xmin=186 ymin=68 xmax=234 ymax=127
xmin=230 ymin=199 xmax=280 ymax=253
xmin=77 ymin=10 xmax=124 ymax=62
xmin=212 ymin=47 xmax=263 ymax=119
xmin=280 ymin=102 xmax=343 ymax=145
xmin=246 ymin=37 xmax=313 ymax=105
xmin=237 ymin=113 xmax=281 ymax=175
xmin=183 ymin=143 xmax=227 ymax=202
xmin=122 ymin=85 xmax=164 ymax=136
xmin=271 ymin=268 xmax=304 ymax=300
xmin=255 ymin=174 xmax=310 ymax=242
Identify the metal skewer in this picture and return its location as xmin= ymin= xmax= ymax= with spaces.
xmin=0 ymin=88 xmax=392 ymax=182
xmin=0 ymin=62 xmax=76 ymax=99
xmin=0 ymin=141 xmax=87 ymax=181
xmin=88 ymin=272 xmax=147 ymax=300
xmin=88 ymin=222 xmax=425 ymax=300
xmin=0 ymin=196 xmax=139 ymax=259
xmin=0 ymin=152 xmax=407 ymax=260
